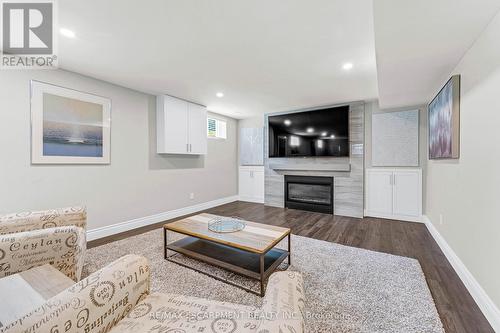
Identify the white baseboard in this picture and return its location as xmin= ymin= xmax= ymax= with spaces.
xmin=423 ymin=215 xmax=500 ymax=332
xmin=238 ymin=195 xmax=264 ymax=204
xmin=364 ymin=209 xmax=423 ymax=223
xmin=87 ymin=195 xmax=239 ymax=241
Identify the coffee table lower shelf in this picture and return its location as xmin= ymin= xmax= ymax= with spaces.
xmin=164 ymin=235 xmax=290 ymax=296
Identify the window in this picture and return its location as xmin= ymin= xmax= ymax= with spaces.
xmin=207 ymin=118 xmax=227 ymax=139
xmin=290 ymin=136 xmax=300 ymax=146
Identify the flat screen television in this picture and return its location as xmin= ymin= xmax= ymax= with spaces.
xmin=268 ymin=106 xmax=349 ymax=158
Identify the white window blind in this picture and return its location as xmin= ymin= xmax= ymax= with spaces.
xmin=207 ymin=118 xmax=227 ymax=139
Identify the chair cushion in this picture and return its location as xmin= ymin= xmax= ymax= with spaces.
xmin=0 ymin=255 xmax=150 ymax=333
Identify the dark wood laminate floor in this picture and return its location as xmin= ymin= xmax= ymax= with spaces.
xmin=89 ymin=201 xmax=493 ymax=333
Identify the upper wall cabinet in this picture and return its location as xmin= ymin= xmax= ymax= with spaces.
xmin=156 ymin=95 xmax=207 ymax=155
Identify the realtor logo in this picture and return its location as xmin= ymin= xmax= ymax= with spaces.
xmin=1 ymin=0 xmax=57 ymax=68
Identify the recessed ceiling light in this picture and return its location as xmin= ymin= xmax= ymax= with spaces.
xmin=321 ymin=132 xmax=327 ymax=136
xmin=342 ymin=62 xmax=353 ymax=70
xmin=330 ymin=134 xmax=335 ymax=138
xmin=284 ymin=119 xmax=291 ymax=126
xmin=306 ymin=127 xmax=314 ymax=133
xmin=216 ymin=92 xmax=224 ymax=98
xmin=60 ymin=28 xmax=75 ymax=38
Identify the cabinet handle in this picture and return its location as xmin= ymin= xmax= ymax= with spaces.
xmin=186 ymin=143 xmax=189 ymax=152
xmin=393 ymin=174 xmax=396 ymax=186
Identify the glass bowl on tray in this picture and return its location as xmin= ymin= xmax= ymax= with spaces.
xmin=208 ymin=216 xmax=246 ymax=233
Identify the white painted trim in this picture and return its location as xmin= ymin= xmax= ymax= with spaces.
xmin=87 ymin=195 xmax=239 ymax=241
xmin=423 ymin=215 xmax=500 ymax=332
xmin=238 ymin=196 xmax=265 ymax=204
xmin=365 ymin=210 xmax=423 ymax=223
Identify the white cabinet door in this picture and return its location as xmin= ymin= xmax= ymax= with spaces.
xmin=238 ymin=169 xmax=253 ymax=199
xmin=252 ymin=169 xmax=265 ymax=202
xmin=393 ymin=170 xmax=421 ymax=218
xmin=160 ymin=96 xmax=189 ymax=154
xmin=157 ymin=95 xmax=207 ymax=155
xmin=366 ymin=170 xmax=393 ymax=215
xmin=239 ymin=167 xmax=265 ymax=203
xmin=188 ymin=103 xmax=207 ymax=154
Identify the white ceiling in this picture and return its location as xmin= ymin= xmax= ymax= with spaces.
xmin=58 ymin=1 xmax=500 ymax=117
xmin=58 ymin=0 xmax=378 ymax=119
xmin=374 ymin=0 xmax=500 ymax=109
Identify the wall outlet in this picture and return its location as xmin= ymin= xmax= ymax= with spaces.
xmin=189 ymin=193 xmax=195 ymax=200
xmin=439 ymin=214 xmax=444 ymax=225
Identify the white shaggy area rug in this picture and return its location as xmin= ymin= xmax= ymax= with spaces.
xmin=84 ymin=229 xmax=444 ymax=333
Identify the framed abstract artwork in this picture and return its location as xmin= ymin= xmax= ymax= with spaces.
xmin=428 ymin=75 xmax=460 ymax=159
xmin=240 ymin=127 xmax=264 ymax=165
xmin=31 ymin=80 xmax=111 ymax=164
xmin=372 ymin=109 xmax=419 ymax=166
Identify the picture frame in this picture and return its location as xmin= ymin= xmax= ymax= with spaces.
xmin=372 ymin=109 xmax=419 ymax=166
xmin=428 ymin=75 xmax=460 ymax=159
xmin=31 ymin=80 xmax=111 ymax=164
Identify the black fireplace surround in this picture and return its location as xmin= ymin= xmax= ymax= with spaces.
xmin=284 ymin=175 xmax=334 ymax=214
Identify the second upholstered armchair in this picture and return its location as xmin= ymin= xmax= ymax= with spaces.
xmin=1 ymin=255 xmax=305 ymax=333
xmin=0 ymin=206 xmax=87 ymax=281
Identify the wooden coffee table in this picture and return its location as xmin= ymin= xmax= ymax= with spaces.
xmin=164 ymin=213 xmax=291 ymax=296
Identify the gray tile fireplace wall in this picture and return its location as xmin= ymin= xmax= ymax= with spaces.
xmin=264 ymin=102 xmax=364 ymax=218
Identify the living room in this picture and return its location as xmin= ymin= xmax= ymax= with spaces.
xmin=0 ymin=1 xmax=499 ymax=332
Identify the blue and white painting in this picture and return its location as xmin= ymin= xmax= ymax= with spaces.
xmin=42 ymin=93 xmax=103 ymax=157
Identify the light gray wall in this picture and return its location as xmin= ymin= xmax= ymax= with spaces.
xmin=238 ymin=116 xmax=264 ymax=129
xmin=426 ymin=11 xmax=500 ymax=310
xmin=0 ymin=70 xmax=238 ymax=231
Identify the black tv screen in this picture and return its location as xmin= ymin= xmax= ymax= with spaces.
xmin=268 ymin=106 xmax=349 ymax=158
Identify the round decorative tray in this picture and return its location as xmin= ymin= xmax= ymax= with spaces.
xmin=208 ymin=216 xmax=246 ymax=233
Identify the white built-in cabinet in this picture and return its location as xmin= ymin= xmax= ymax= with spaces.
xmin=239 ymin=166 xmax=265 ymax=203
xmin=365 ymin=168 xmax=422 ymax=222
xmin=156 ymin=95 xmax=207 ymax=155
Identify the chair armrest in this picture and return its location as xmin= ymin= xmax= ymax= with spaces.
xmin=1 ymin=254 xmax=151 ymax=333
xmin=0 ymin=225 xmax=86 ymax=281
xmin=0 ymin=206 xmax=86 ymax=235
xmin=259 ymin=271 xmax=306 ymax=332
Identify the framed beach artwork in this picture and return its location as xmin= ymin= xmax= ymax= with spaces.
xmin=428 ymin=75 xmax=460 ymax=159
xmin=31 ymin=80 xmax=111 ymax=164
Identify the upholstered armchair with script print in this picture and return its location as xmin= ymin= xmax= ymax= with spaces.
xmin=0 ymin=254 xmax=151 ymax=333
xmin=109 ymin=270 xmax=306 ymax=333
xmin=0 ymin=206 xmax=87 ymax=281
